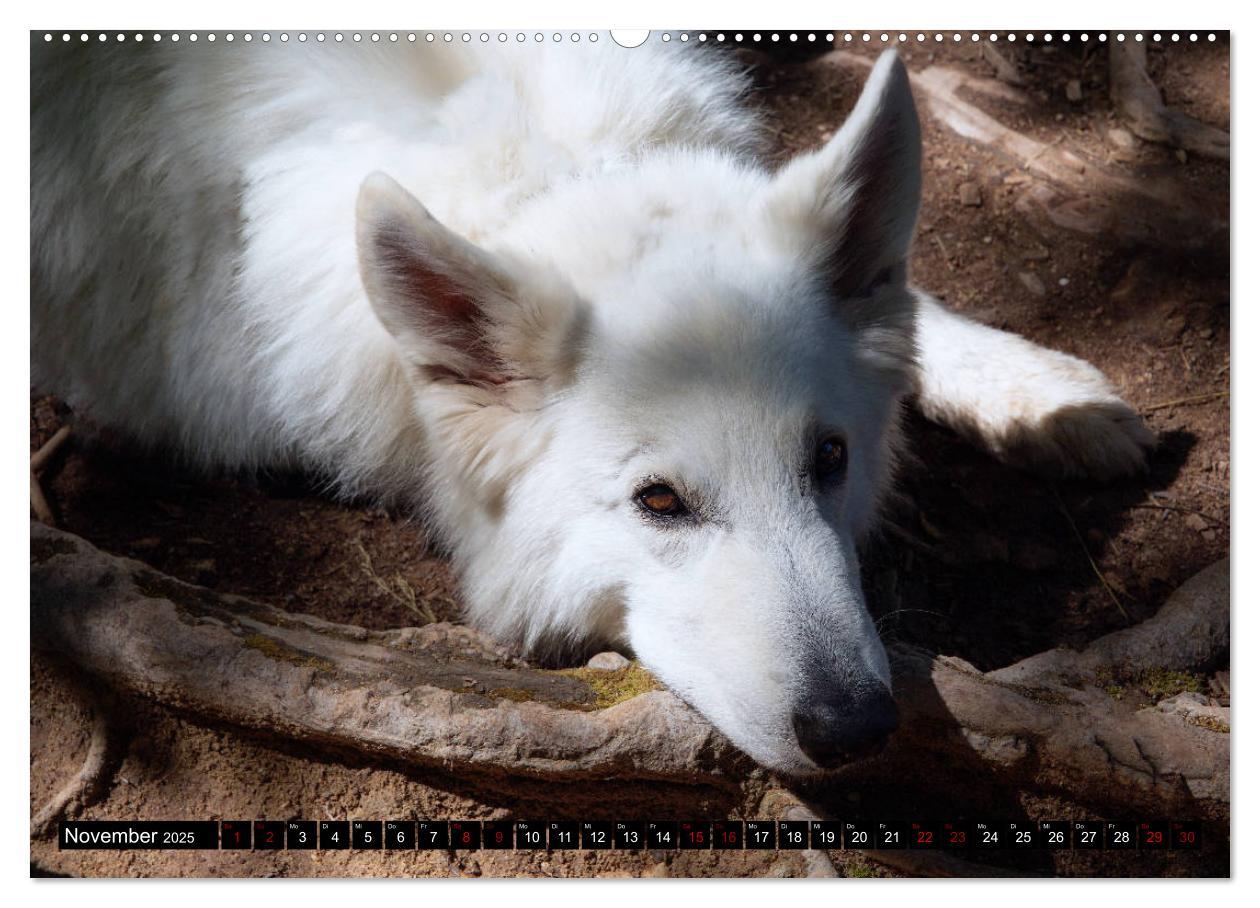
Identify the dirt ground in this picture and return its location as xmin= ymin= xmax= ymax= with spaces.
xmin=30 ymin=34 xmax=1229 ymax=878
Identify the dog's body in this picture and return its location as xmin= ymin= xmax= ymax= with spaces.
xmin=31 ymin=39 xmax=1153 ymax=773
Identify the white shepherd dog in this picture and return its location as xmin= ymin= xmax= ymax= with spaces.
xmin=31 ymin=38 xmax=1153 ymax=774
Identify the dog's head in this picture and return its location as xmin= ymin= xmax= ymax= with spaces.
xmin=355 ymin=51 xmax=921 ymax=774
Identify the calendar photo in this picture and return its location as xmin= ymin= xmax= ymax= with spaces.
xmin=28 ymin=15 xmax=1231 ymax=881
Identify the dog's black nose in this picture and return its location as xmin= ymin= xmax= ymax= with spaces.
xmin=792 ymin=684 xmax=899 ymax=770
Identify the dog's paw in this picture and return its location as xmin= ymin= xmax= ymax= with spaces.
xmin=991 ymin=397 xmax=1155 ymax=481
xmin=914 ymin=296 xmax=1157 ymax=480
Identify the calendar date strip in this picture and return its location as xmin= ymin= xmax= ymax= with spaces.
xmin=58 ymin=819 xmax=1201 ymax=851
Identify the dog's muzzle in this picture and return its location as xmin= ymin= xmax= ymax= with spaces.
xmin=790 ymin=682 xmax=899 ymax=770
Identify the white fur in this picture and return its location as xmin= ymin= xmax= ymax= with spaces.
xmin=31 ymin=39 xmax=1152 ymax=774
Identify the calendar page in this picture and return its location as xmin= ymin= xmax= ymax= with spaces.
xmin=28 ymin=15 xmax=1230 ymax=882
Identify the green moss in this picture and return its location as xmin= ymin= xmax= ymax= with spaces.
xmin=1094 ymin=665 xmax=1207 ymax=705
xmin=1137 ymin=668 xmax=1203 ymax=701
xmin=1189 ymin=715 xmax=1230 ymax=733
xmin=485 ymin=687 xmax=539 ymax=703
xmin=241 ymin=632 xmax=335 ymax=673
xmin=843 ymin=862 xmax=878 ymax=878
xmin=550 ymin=662 xmax=663 ymax=709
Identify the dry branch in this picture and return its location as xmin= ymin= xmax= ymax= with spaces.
xmin=31 ymin=524 xmax=1227 ymax=818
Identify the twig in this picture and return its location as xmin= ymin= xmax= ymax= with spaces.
xmin=30 ymin=472 xmax=56 ymax=526
xmin=1130 ymin=501 xmax=1223 ymax=526
xmin=1054 ymin=491 xmax=1131 ymax=620
xmin=31 ymin=425 xmax=72 ymax=473
xmin=1143 ymin=389 xmax=1229 ymax=413
xmin=354 ymin=540 xmax=442 ymax=624
xmin=931 ymin=234 xmax=956 ymax=271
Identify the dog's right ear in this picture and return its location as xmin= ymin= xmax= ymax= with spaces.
xmin=764 ymin=50 xmax=922 ymax=302
xmin=356 ymin=172 xmax=588 ymax=388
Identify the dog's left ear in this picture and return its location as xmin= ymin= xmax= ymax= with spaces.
xmin=356 ymin=172 xmax=589 ymax=390
xmin=765 ymin=50 xmax=921 ymax=301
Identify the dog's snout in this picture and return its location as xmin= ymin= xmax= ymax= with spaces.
xmin=791 ymin=684 xmax=899 ymax=770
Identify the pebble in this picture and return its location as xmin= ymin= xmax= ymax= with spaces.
xmin=1107 ymin=127 xmax=1138 ymax=150
xmin=1065 ymin=79 xmax=1083 ymax=102
xmin=1183 ymin=513 xmax=1209 ymax=532
xmin=587 ymin=651 xmax=631 ymax=671
xmin=958 ymin=182 xmax=983 ymax=207
xmin=1175 ymin=148 xmax=1189 ymax=163
xmin=1058 ymin=277 xmax=1070 ymax=287
xmin=1018 ymin=272 xmax=1046 ymax=297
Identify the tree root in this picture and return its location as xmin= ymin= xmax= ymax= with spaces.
xmin=30 ymin=425 xmax=71 ymax=526
xmin=31 ymin=522 xmax=745 ymax=785
xmin=812 ymin=51 xmax=1227 ymax=258
xmin=31 ymin=523 xmax=1228 ymax=821
xmin=30 ymin=683 xmax=118 ymax=839
xmin=1109 ymin=40 xmax=1229 ymax=160
xmin=980 ymin=42 xmax=1025 ymax=87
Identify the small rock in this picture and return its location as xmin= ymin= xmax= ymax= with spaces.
xmin=1175 ymin=148 xmax=1188 ymax=164
xmin=587 ymin=651 xmax=631 ymax=671
xmin=1024 ymin=242 xmax=1051 ymax=261
xmin=1158 ymin=691 xmax=1207 ymax=711
xmin=1058 ymin=277 xmax=1070 ymax=287
xmin=1107 ymin=127 xmax=1138 ymax=150
xmin=1183 ymin=513 xmax=1209 ymax=532
xmin=1164 ymin=314 xmax=1188 ymax=341
xmin=1065 ymin=79 xmax=1083 ymax=102
xmin=1018 ymin=272 xmax=1046 ymax=297
xmin=1199 ymin=327 xmax=1214 ymax=339
xmin=958 ymin=182 xmax=983 ymax=207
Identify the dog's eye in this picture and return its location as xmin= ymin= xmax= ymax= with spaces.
xmin=815 ymin=435 xmax=848 ymax=482
xmin=637 ymin=483 xmax=686 ymax=517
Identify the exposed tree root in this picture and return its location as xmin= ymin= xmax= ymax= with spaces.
xmin=813 ymin=51 xmax=1227 ymax=258
xmin=31 ymin=524 xmax=1228 ymax=830
xmin=30 ymin=683 xmax=118 ymax=839
xmin=980 ymin=42 xmax=1025 ymax=87
xmin=30 ymin=425 xmax=71 ymax=526
xmin=1109 ymin=40 xmax=1229 ymax=161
